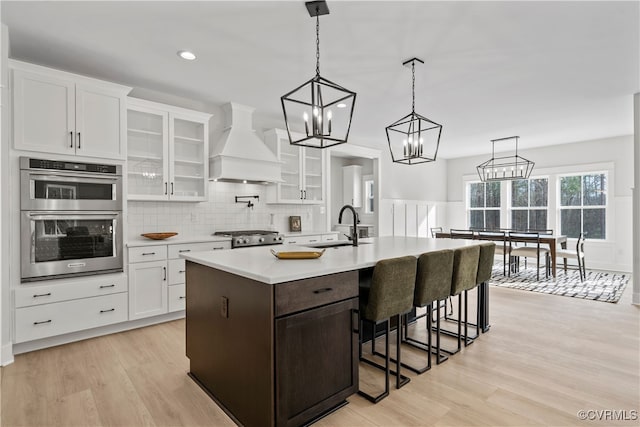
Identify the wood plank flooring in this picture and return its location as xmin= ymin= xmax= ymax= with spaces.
xmin=2 ymin=283 xmax=638 ymax=426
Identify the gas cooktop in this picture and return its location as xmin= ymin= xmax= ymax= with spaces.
xmin=213 ymin=230 xmax=284 ymax=248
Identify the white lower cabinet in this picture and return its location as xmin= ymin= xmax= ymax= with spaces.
xmin=128 ymin=259 xmax=168 ymax=320
xmin=128 ymin=240 xmax=230 ymax=319
xmin=14 ymin=273 xmax=128 ymax=343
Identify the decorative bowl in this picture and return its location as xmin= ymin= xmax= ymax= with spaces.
xmin=141 ymin=232 xmax=178 ymax=240
xmin=270 ymin=248 xmax=326 ymax=259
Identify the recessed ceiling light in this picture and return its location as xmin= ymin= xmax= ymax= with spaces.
xmin=177 ymin=50 xmax=196 ymax=61
xmin=337 ymin=103 xmax=347 ymax=108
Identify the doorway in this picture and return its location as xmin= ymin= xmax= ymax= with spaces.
xmin=326 ymin=145 xmax=381 ymax=237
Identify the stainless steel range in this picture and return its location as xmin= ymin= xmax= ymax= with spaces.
xmin=213 ymin=230 xmax=284 ymax=248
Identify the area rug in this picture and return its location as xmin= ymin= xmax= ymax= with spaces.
xmin=489 ymin=263 xmax=630 ymax=303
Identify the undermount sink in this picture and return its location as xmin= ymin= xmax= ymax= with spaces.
xmin=306 ymin=241 xmax=371 ymax=248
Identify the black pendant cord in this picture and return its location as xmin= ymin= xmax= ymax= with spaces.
xmin=411 ymin=60 xmax=416 ymax=114
xmin=315 ymin=7 xmax=321 ymax=77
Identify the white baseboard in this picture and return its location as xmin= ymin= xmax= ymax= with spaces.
xmin=8 ymin=311 xmax=185 ymax=361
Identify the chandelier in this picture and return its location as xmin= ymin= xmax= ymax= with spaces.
xmin=386 ymin=58 xmax=443 ymax=165
xmin=281 ymin=0 xmax=356 ymax=149
xmin=476 ymin=136 xmax=535 ymax=182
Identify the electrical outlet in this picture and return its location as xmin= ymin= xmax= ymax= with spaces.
xmin=221 ymin=296 xmax=228 ymax=318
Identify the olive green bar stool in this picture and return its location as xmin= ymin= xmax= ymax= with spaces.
xmin=442 ymin=245 xmax=480 ymax=355
xmin=467 ymin=242 xmax=495 ymax=343
xmin=402 ymin=249 xmax=454 ymax=373
xmin=358 ymin=256 xmax=417 ymax=403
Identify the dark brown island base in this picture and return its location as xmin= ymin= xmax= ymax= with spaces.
xmin=182 ymin=237 xmax=486 ymax=427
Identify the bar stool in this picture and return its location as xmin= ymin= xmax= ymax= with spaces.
xmin=443 ymin=245 xmax=480 ymax=355
xmin=472 ymin=242 xmax=495 ymax=339
xmin=358 ymin=256 xmax=417 ymax=403
xmin=402 ymin=249 xmax=454 ymax=373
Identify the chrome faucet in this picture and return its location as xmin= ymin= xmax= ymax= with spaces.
xmin=338 ymin=204 xmax=359 ymax=247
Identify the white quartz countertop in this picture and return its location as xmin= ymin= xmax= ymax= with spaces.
xmin=127 ymin=235 xmax=232 ymax=248
xmin=181 ymin=236 xmax=481 ymax=284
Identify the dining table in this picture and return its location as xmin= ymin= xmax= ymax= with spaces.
xmin=436 ymin=232 xmax=568 ymax=278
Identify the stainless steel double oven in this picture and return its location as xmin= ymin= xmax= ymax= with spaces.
xmin=20 ymin=157 xmax=123 ymax=282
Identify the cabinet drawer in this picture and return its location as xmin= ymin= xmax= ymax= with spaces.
xmin=168 ymin=258 xmax=186 ymax=285
xmin=15 ymin=292 xmax=128 ymax=343
xmin=283 ymin=235 xmax=321 ymax=245
xmin=322 ymin=233 xmax=339 ymax=242
xmin=168 ymin=284 xmax=186 ymax=312
xmin=275 ymin=271 xmax=358 ymax=317
xmin=168 ymin=241 xmax=230 ymax=259
xmin=14 ymin=273 xmax=127 ymax=308
xmin=129 ymin=245 xmax=167 ymax=263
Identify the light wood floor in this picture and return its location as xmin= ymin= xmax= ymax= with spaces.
xmin=2 ymin=283 xmax=638 ymax=427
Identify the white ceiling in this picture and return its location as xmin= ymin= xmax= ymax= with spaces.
xmin=2 ymin=1 xmax=638 ymax=158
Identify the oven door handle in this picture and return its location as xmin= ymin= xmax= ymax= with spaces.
xmin=25 ymin=211 xmax=121 ymax=221
xmin=25 ymin=171 xmax=120 ymax=183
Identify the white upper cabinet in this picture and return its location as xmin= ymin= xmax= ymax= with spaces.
xmin=264 ymin=128 xmax=325 ymax=204
xmin=11 ymin=60 xmax=131 ymax=160
xmin=127 ymin=97 xmax=211 ymax=202
xmin=342 ymin=165 xmax=362 ymax=208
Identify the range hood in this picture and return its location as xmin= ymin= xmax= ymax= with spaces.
xmin=209 ymin=103 xmax=283 ymax=183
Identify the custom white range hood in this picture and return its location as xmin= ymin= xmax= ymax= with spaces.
xmin=209 ymin=102 xmax=283 ymax=183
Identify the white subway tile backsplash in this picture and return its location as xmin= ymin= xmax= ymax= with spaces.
xmin=127 ymin=182 xmax=324 ymax=239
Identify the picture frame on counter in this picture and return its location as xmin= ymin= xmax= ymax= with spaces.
xmin=289 ymin=215 xmax=301 ymax=232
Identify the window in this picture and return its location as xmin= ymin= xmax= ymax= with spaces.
xmin=363 ymin=176 xmax=374 ymax=214
xmin=510 ymin=178 xmax=548 ymax=231
xmin=559 ymin=173 xmax=606 ymax=239
xmin=468 ymin=182 xmax=501 ymax=230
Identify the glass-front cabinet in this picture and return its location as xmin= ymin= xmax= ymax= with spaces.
xmin=264 ymin=128 xmax=325 ymax=204
xmin=126 ymin=98 xmax=211 ymax=202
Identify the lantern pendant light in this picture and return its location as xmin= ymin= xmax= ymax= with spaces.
xmin=386 ymin=58 xmax=443 ymax=165
xmin=476 ymin=136 xmax=535 ymax=182
xmin=281 ymin=0 xmax=356 ymax=149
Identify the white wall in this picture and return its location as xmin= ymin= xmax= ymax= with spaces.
xmin=446 ymin=135 xmax=634 ymax=272
xmin=633 ymin=93 xmax=639 ymax=304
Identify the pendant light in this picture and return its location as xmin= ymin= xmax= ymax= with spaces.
xmin=476 ymin=136 xmax=535 ymax=182
xmin=386 ymin=58 xmax=443 ymax=165
xmin=281 ymin=0 xmax=356 ymax=149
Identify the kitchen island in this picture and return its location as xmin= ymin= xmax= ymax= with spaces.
xmin=182 ymin=236 xmax=484 ymax=427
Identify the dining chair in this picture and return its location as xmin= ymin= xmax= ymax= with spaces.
xmin=508 ymin=231 xmax=550 ymax=281
xmin=555 ymin=233 xmax=586 ymax=281
xmin=476 ymin=230 xmax=507 ymax=275
xmin=449 ymin=229 xmax=474 ymax=239
xmin=430 ymin=227 xmax=443 ymax=238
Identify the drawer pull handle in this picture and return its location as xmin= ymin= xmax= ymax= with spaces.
xmin=179 ymin=270 xmax=186 ymax=274
xmin=163 ymin=267 xmax=167 ymax=281
xmin=309 ymin=239 xmax=318 ymax=242
xmin=213 ymin=247 xmax=224 ymax=250
xmin=142 ymin=252 xmax=156 ymax=256
xmin=100 ymin=308 xmax=115 ymax=313
xmin=179 ymin=296 xmax=186 ymax=300
xmin=33 ymin=292 xmax=52 ymax=298
xmin=99 ymin=284 xmax=115 ymax=289
xmin=34 ymin=320 xmax=52 ymax=325
xmin=178 ymin=249 xmax=191 ymax=253
xmin=313 ymin=287 xmax=333 ymax=294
